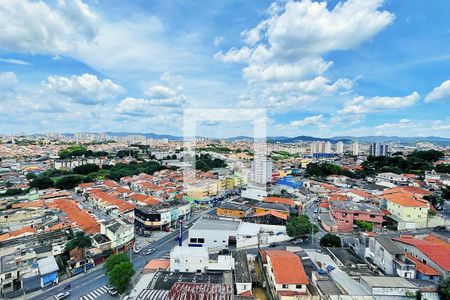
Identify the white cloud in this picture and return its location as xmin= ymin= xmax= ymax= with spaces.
xmin=117 ymin=97 xmax=184 ymax=116
xmin=216 ymin=0 xmax=394 ymax=110
xmin=0 ymin=0 xmax=98 ymax=54
xmin=0 ymin=71 xmax=18 ymax=88
xmin=425 ymin=80 xmax=450 ymax=102
xmin=213 ymin=36 xmax=224 ymax=47
xmin=0 ymin=58 xmax=31 ymax=65
xmin=290 ymin=114 xmax=324 ymax=127
xmin=214 ymin=47 xmax=252 ymax=63
xmin=338 ymin=91 xmax=420 ymax=114
xmin=43 ymin=73 xmax=125 ymax=104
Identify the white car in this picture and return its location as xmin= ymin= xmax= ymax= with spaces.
xmin=107 ymin=286 xmax=119 ymax=296
xmin=146 ymin=248 xmax=155 ymax=255
xmin=54 ymin=292 xmax=70 ymax=300
xmin=133 ymin=247 xmax=141 ymax=254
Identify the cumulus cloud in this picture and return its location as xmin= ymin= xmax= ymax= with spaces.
xmin=290 ymin=114 xmax=324 ymax=127
xmin=42 ymin=73 xmax=125 ymax=104
xmin=338 ymin=91 xmax=420 ymax=114
xmin=0 ymin=71 xmax=18 ymax=88
xmin=0 ymin=0 xmax=98 ymax=54
xmin=425 ymin=80 xmax=450 ymax=102
xmin=216 ymin=0 xmax=394 ymax=109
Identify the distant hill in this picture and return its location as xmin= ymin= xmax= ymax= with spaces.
xmin=57 ymin=132 xmax=450 ymax=145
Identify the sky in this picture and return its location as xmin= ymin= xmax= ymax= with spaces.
xmin=0 ymin=0 xmax=450 ymax=138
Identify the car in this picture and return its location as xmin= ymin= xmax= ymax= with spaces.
xmin=133 ymin=247 xmax=141 ymax=254
xmin=53 ymin=292 xmax=70 ymax=300
xmin=146 ymin=248 xmax=155 ymax=255
xmin=313 ymin=209 xmax=319 ymax=214
xmin=107 ymin=286 xmax=119 ymax=296
xmin=292 ymin=239 xmax=303 ymax=244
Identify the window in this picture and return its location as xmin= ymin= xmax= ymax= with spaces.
xmin=190 ymin=238 xmax=197 ymax=243
xmin=198 ymin=238 xmax=205 ymax=243
xmin=5 ymin=273 xmax=11 ymax=279
xmin=282 ymin=284 xmax=289 ymax=289
xmin=354 ymin=213 xmax=359 ymax=217
xmin=296 ymin=285 xmax=302 ymax=289
xmin=369 ymin=215 xmax=375 ymax=218
xmin=175 ymin=259 xmax=180 ymax=263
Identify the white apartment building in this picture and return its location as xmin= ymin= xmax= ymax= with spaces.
xmin=336 ymin=141 xmax=344 ymax=155
xmin=311 ymin=141 xmax=332 ymax=154
xmin=250 ymin=159 xmax=273 ymax=185
xmin=352 ymin=141 xmax=359 ymax=156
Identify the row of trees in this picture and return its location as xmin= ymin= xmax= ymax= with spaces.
xmin=27 ymin=161 xmax=165 ymax=190
xmin=195 ymin=154 xmax=227 ymax=172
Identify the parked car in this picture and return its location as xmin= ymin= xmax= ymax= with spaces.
xmin=107 ymin=286 xmax=119 ymax=296
xmin=133 ymin=247 xmax=141 ymax=254
xmin=54 ymin=292 xmax=70 ymax=300
xmin=313 ymin=209 xmax=318 ymax=214
xmin=292 ymin=239 xmax=303 ymax=244
xmin=146 ymin=248 xmax=155 ymax=255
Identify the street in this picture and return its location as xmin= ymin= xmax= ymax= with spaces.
xmin=28 ymin=220 xmax=195 ymax=300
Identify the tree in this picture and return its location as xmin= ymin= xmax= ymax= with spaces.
xmin=320 ymin=233 xmax=341 ymax=247
xmin=287 ymin=215 xmax=318 ymax=238
xmin=442 ymin=186 xmax=450 ymax=201
xmin=73 ymin=164 xmax=100 ymax=175
xmin=59 ymin=145 xmax=89 ymax=159
xmin=104 ymin=253 xmax=135 ymax=293
xmin=54 ymin=175 xmax=82 ymax=190
xmin=108 ymin=261 xmax=135 ymax=293
xmin=65 ymin=231 xmax=92 ymax=273
xmin=29 ymin=175 xmax=53 ymax=189
xmin=439 ymin=276 xmax=450 ymax=300
xmin=104 ymin=253 xmax=130 ymax=273
xmin=423 ymin=194 xmax=444 ymax=209
xmin=355 ymin=220 xmax=373 ymax=232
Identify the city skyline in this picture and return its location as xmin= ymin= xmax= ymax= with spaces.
xmin=1 ymin=0 xmax=450 ymax=137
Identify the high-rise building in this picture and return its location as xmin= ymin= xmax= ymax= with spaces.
xmin=352 ymin=141 xmax=359 ymax=156
xmin=251 ymin=159 xmax=273 ymax=185
xmin=336 ymin=141 xmax=344 ymax=155
xmin=370 ymin=143 xmax=389 ymax=156
xmin=311 ymin=141 xmax=332 ymax=154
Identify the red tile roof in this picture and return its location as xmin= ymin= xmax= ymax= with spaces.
xmin=265 ymin=250 xmax=309 ymax=285
xmin=90 ymin=190 xmax=135 ymax=212
xmin=130 ymin=193 xmax=161 ymax=206
xmin=252 ymin=210 xmax=288 ymax=221
xmin=406 ymin=253 xmax=440 ymax=276
xmin=49 ymin=199 xmax=100 ymax=233
xmin=384 ymin=192 xmax=428 ymax=207
xmin=0 ymin=226 xmax=37 ymax=241
xmin=394 ymin=236 xmax=450 ymax=271
xmin=264 ymin=196 xmax=295 ymax=207
xmin=12 ymin=199 xmax=45 ymax=209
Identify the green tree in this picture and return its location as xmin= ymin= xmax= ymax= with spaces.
xmin=442 ymin=186 xmax=450 ymax=201
xmin=355 ymin=220 xmax=373 ymax=232
xmin=104 ymin=253 xmax=135 ymax=293
xmin=54 ymin=175 xmax=82 ymax=189
xmin=73 ymin=164 xmax=100 ymax=175
xmin=439 ymin=276 xmax=450 ymax=300
xmin=104 ymin=253 xmax=130 ymax=273
xmin=59 ymin=145 xmax=89 ymax=159
xmin=29 ymin=175 xmax=53 ymax=189
xmin=108 ymin=261 xmax=135 ymax=293
xmin=65 ymin=231 xmax=92 ymax=273
xmin=287 ymin=215 xmax=318 ymax=238
xmin=320 ymin=233 xmax=341 ymax=247
xmin=423 ymin=194 xmax=444 ymax=209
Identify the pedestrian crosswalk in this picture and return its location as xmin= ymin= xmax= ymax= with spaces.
xmin=78 ymin=285 xmax=109 ymax=300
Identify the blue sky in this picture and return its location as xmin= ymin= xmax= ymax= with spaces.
xmin=0 ymin=0 xmax=450 ymax=137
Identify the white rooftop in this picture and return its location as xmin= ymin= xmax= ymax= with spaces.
xmin=37 ymin=256 xmax=59 ymax=275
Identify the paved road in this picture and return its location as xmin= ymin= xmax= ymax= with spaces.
xmin=29 ymin=220 xmax=197 ymax=300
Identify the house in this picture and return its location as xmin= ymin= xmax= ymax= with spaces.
xmin=368 ymin=236 xmax=416 ymax=278
xmin=263 ymin=196 xmax=295 ymax=208
xmin=264 ymin=250 xmax=309 ymax=299
xmin=382 ymin=189 xmax=429 ymax=230
xmin=169 ymin=245 xmax=234 ymax=273
xmin=328 ymin=201 xmax=384 ymax=233
xmin=375 ymin=172 xmax=410 ymax=186
xmin=234 ymin=251 xmax=252 ymax=297
xmin=216 ymin=202 xmax=252 ymax=219
xmin=100 ymin=218 xmax=134 ymax=252
xmin=254 ymin=202 xmax=290 ymax=217
xmin=393 ymin=235 xmax=450 ymax=278
xmin=37 ymin=256 xmax=59 ymax=288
